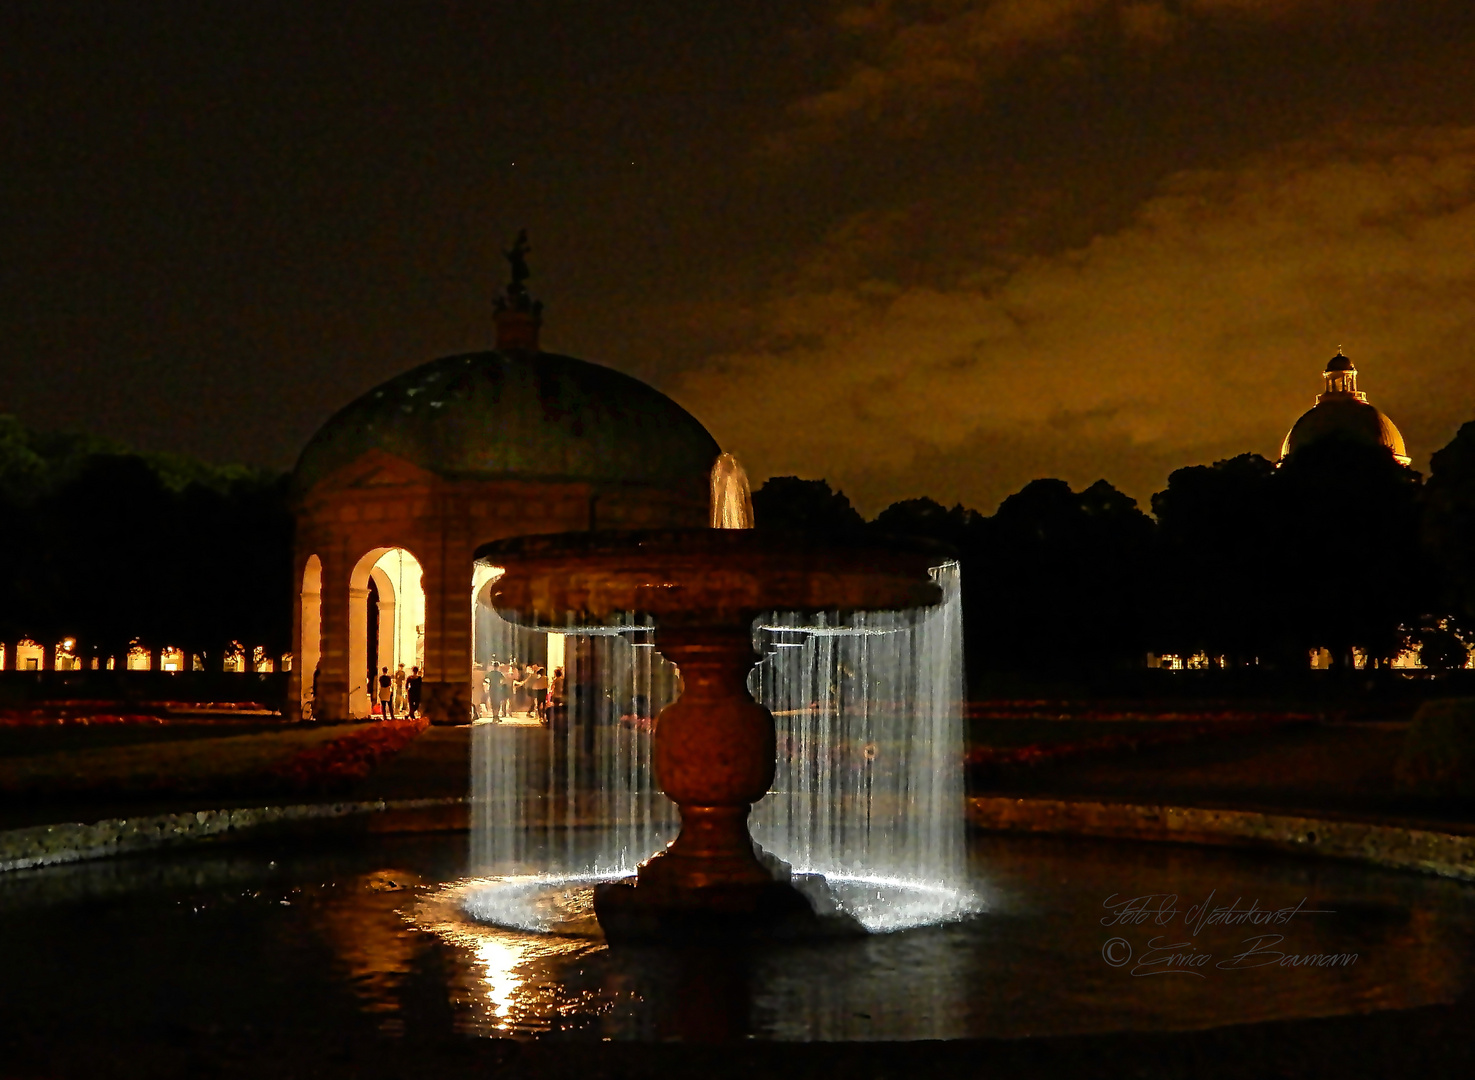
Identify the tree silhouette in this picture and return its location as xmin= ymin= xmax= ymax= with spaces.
xmin=1151 ymin=454 xmax=1278 ymax=665
xmin=1271 ymin=436 xmax=1427 ymax=668
xmin=871 ymin=497 xmax=981 ymax=551
xmin=1418 ymin=627 xmax=1469 ymax=672
xmin=972 ymin=479 xmax=1155 ymax=672
xmin=0 ymin=417 xmax=292 ymax=667
xmin=1424 ymin=420 xmax=1475 ymax=623
xmin=751 ymin=476 xmax=865 ymax=538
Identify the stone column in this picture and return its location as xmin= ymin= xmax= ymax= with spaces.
xmin=347 ymin=583 xmax=371 ymax=718
xmin=421 ymin=512 xmax=473 ymax=724
xmin=316 ymin=545 xmax=352 ymax=722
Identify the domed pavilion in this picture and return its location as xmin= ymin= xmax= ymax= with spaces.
xmin=1279 ymin=351 xmax=1410 ymax=467
xmin=290 ymin=242 xmax=719 ymax=721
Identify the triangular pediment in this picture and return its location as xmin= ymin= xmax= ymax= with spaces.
xmin=309 ymin=449 xmax=440 ymax=495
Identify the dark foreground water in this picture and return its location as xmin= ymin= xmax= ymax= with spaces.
xmin=0 ymin=830 xmax=1471 ymax=1046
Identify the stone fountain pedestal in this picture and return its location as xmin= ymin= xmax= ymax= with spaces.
xmin=475 ymin=529 xmax=943 ymax=941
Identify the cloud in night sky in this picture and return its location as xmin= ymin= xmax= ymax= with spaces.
xmin=681 ymin=125 xmax=1475 ymax=513
xmin=3 ymin=3 xmax=1473 ymax=518
xmin=780 ymin=0 xmax=1382 ymax=148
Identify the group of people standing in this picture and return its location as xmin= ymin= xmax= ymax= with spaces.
xmin=475 ymin=658 xmax=565 ymax=723
xmin=365 ymin=658 xmax=572 ymax=723
xmin=375 ymin=662 xmax=423 ymax=720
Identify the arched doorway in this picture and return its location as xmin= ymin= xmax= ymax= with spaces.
xmin=469 ymin=567 xmax=678 ymax=726
xmin=300 ymin=555 xmax=322 ymax=714
xmin=471 ymin=565 xmax=557 ymax=722
xmin=349 ymin=547 xmax=426 ymax=718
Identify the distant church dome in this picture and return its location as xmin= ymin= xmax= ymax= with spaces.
xmin=1279 ymin=351 xmax=1409 ymax=466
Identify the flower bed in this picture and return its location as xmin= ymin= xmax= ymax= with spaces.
xmin=0 ymin=699 xmax=288 ymax=728
xmin=0 ymin=726 xmax=360 ymax=800
xmin=269 ymin=716 xmax=429 ymax=791
xmin=0 ymin=708 xmax=166 ymax=727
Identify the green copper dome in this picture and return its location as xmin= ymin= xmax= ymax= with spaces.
xmin=295 ymin=350 xmax=720 ymax=493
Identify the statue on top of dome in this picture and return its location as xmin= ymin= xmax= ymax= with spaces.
xmin=495 ymin=228 xmax=542 ymax=317
xmin=506 ymin=229 xmax=531 ymax=286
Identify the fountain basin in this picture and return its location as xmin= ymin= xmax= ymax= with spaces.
xmin=6 ymin=828 xmax=1473 ymax=1052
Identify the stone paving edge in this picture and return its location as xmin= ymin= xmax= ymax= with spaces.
xmin=968 ymin=795 xmax=1475 ymax=881
xmin=0 ymin=797 xmax=467 ymax=873
xmin=9 ymin=795 xmax=1470 ymax=882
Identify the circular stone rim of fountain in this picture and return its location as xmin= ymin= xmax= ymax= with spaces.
xmin=472 ymin=528 xmax=951 ymax=627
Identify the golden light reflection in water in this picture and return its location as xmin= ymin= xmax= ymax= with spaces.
xmin=475 ymin=936 xmax=530 ymax=1026
xmin=410 ymin=879 xmax=609 ymax=1034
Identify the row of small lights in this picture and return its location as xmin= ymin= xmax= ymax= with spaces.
xmin=4 ymin=639 xmax=287 ymax=672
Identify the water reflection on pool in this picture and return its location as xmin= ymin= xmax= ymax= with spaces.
xmin=0 ymin=831 xmax=1469 ymax=1043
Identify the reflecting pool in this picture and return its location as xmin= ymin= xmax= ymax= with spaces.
xmin=0 ymin=830 xmax=1470 ymax=1043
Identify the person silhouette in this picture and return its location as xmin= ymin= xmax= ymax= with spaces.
xmin=407 ymin=666 xmax=423 ymax=720
xmin=377 ymin=666 xmax=394 ymax=719
xmin=484 ymin=659 xmax=507 ymax=721
xmin=392 ymin=663 xmax=408 ymax=718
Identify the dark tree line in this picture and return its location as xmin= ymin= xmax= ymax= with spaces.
xmin=8 ymin=411 xmax=1475 ymax=678
xmin=755 ymin=424 xmax=1475 ymax=675
xmin=0 ymin=417 xmax=293 ymax=667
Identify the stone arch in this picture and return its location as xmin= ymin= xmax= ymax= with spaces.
xmin=470 ymin=563 xmax=544 ymax=718
xmin=368 ymin=564 xmax=397 ymax=698
xmin=348 ymin=546 xmax=426 ymax=718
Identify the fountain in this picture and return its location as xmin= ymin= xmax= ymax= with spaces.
xmin=471 ymin=528 xmax=957 ymax=940
xmin=708 ymin=452 xmax=754 ymax=529
xmin=7 ymin=529 xmax=1474 ymax=1047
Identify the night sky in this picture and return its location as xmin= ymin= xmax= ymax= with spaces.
xmin=4 ymin=1 xmax=1475 ymax=514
